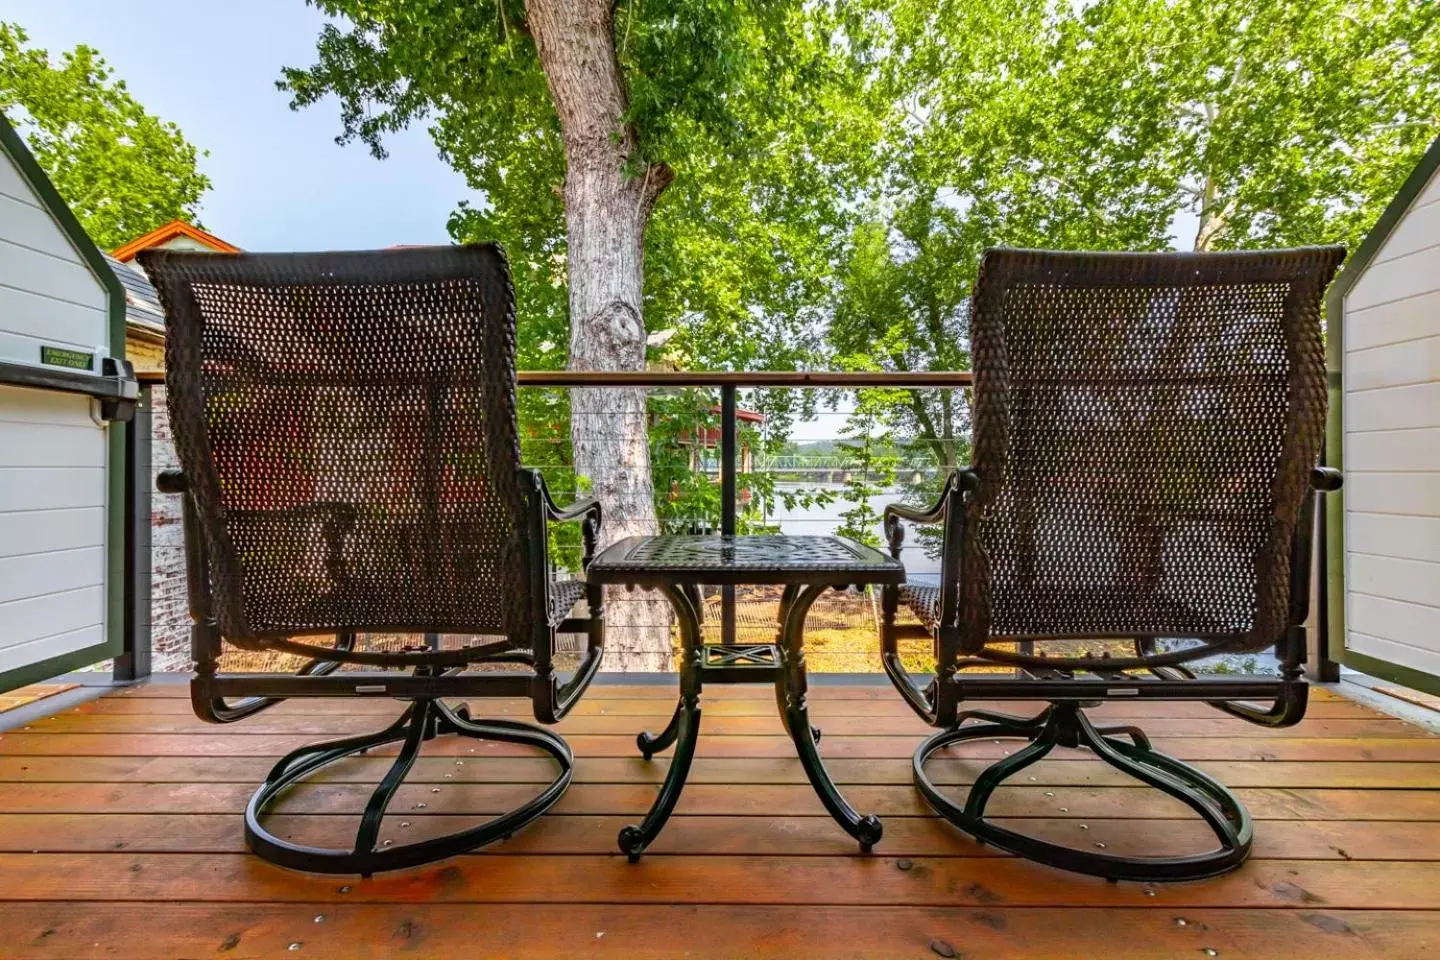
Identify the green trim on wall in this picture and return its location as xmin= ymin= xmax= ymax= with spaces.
xmin=0 ymin=110 xmax=130 ymax=690
xmin=1324 ymin=133 xmax=1440 ymax=681
xmin=1340 ymin=650 xmax=1440 ymax=700
xmin=0 ymin=641 xmax=113 ymax=694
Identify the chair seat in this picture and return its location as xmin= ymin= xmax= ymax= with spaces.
xmin=899 ymin=581 xmax=1233 ymax=640
xmin=900 ymin=583 xmax=941 ymax=630
xmin=549 ymin=579 xmax=587 ymax=626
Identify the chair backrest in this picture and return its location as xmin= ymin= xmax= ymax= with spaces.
xmin=141 ymin=245 xmax=531 ymax=644
xmin=961 ymin=247 xmax=1344 ymax=652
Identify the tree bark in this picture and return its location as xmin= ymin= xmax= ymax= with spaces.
xmin=526 ymin=0 xmax=674 ymax=670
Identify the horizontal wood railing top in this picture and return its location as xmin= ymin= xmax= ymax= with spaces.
xmin=134 ymin=369 xmax=974 ymax=387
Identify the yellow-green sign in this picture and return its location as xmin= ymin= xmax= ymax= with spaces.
xmin=40 ymin=346 xmax=94 ymax=371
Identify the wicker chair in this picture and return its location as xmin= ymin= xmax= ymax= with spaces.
xmin=141 ymin=244 xmax=604 ymax=875
xmin=881 ymin=247 xmax=1345 ymax=881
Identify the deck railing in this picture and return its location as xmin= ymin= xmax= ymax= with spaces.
xmin=128 ymin=369 xmax=973 ymax=672
xmin=124 ymin=368 xmax=1332 ymax=679
xmin=513 ymin=371 xmax=973 ymax=655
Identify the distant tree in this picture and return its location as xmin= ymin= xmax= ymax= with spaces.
xmin=0 ymin=22 xmax=211 ymax=249
xmin=1049 ymin=0 xmax=1440 ymax=253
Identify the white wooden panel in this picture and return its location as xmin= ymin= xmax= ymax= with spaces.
xmin=0 ymin=150 xmax=40 ymax=210
xmin=1344 ymin=428 xmax=1440 ymax=473
xmin=0 ymin=149 xmax=112 ymax=678
xmin=0 ymin=466 xmax=105 ymax=512
xmin=0 ymin=422 xmax=105 ymax=468
xmin=1344 ymin=336 xmax=1440 ymax=392
xmin=0 ymin=237 xmax=106 ymax=309
xmin=0 ymin=585 xmax=104 ymax=652
xmin=0 ymin=507 xmax=104 ymax=559
xmin=0 ymin=386 xmax=98 ymax=425
xmin=1346 ymin=381 xmax=1440 ymax=432
xmin=1348 ymin=243 xmax=1440 ymax=311
xmin=1415 ymin=170 xmax=1440 ymax=207
xmin=1342 ymin=473 xmax=1440 ymax=517
xmin=1347 ymin=513 xmax=1440 ymax=564
xmin=1346 ymin=631 xmax=1440 ymax=679
xmin=1347 ymin=553 xmax=1440 ymax=608
xmin=0 ymin=286 xmax=108 ymax=352
xmin=1341 ymin=166 xmax=1440 ymax=680
xmin=1370 ymin=177 xmax=1440 ymax=265
xmin=0 ymin=193 xmax=78 ymax=260
xmin=0 ymin=625 xmax=102 ymax=675
xmin=0 ymin=546 xmax=104 ymax=605
xmin=1348 ymin=593 xmax=1440 ymax=647
xmin=1345 ymin=289 xmax=1440 ymax=352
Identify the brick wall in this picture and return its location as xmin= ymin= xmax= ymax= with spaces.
xmin=149 ymin=386 xmax=191 ymax=672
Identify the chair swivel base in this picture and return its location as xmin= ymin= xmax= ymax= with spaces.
xmin=245 ymin=698 xmax=573 ymax=876
xmin=914 ymin=701 xmax=1253 ymax=882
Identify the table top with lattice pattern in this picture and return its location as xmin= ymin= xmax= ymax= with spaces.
xmin=587 ymin=535 xmax=904 ymax=587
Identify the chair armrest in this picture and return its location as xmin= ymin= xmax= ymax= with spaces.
xmin=882 ymin=469 xmax=976 ymax=559
xmin=530 ymin=471 xmax=603 ymax=566
xmin=546 ymin=496 xmax=602 ymax=523
xmin=882 ymin=468 xmax=977 ymax=526
xmin=157 ymin=469 xmax=187 ymax=494
xmin=883 ymin=499 xmax=950 ymax=526
xmin=1311 ymin=466 xmax=1343 ymax=492
xmin=528 ymin=469 xmax=602 ymax=524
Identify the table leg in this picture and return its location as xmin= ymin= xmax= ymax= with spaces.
xmin=777 ymin=582 xmax=883 ymax=852
xmin=619 ymin=583 xmax=703 ymax=862
xmin=635 ymin=702 xmax=684 ymax=760
xmin=773 ymin=584 xmax=820 ymax=743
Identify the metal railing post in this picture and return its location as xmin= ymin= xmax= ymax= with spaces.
xmin=1307 ymin=496 xmax=1340 ymax=682
xmin=721 ymin=384 xmax=738 ymax=645
xmin=115 ymin=383 xmax=153 ymax=683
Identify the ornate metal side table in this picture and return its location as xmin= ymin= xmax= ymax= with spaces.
xmin=587 ymin=534 xmax=905 ymax=860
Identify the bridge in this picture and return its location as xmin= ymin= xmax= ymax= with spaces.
xmin=694 ymin=454 xmax=946 ymax=485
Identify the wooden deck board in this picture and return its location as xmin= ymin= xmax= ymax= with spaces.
xmin=4 ymin=905 xmax=1434 ymax=960
xmin=5 ymin=755 xmax=1439 ymax=788
xmin=27 ymin=711 xmax=1427 ymax=737
xmin=0 ymin=681 xmax=1435 ymax=959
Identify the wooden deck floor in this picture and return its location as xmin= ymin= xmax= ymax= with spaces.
xmin=0 ymin=681 xmax=1437 ymax=958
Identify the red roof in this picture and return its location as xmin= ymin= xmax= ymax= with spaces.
xmin=710 ymin=405 xmax=765 ymax=423
xmin=111 ymin=220 xmax=240 ymax=262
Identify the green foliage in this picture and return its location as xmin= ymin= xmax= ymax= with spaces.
xmin=829 ymin=0 xmax=1439 ymax=559
xmin=283 ymin=2 xmax=879 ymax=374
xmin=283 ymin=1 xmax=881 ymax=529
xmin=284 ymin=0 xmax=1439 ymax=550
xmin=0 ymin=22 xmax=211 ymax=249
xmin=833 ymin=389 xmax=900 ymax=547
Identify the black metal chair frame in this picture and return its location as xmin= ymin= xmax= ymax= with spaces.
xmin=165 ymin=467 xmax=603 ymax=875
xmin=146 ymin=245 xmax=605 ymax=875
xmin=880 ymin=247 xmax=1345 ymax=882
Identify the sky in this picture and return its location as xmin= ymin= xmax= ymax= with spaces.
xmin=4 ymin=0 xmax=482 ymax=251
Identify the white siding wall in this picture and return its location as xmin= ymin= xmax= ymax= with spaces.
xmin=0 ymin=146 xmax=112 ymax=676
xmin=1343 ymin=165 xmax=1440 ymax=678
xmin=0 ymin=387 xmax=109 ymax=673
xmin=0 ymin=150 xmax=109 ymax=369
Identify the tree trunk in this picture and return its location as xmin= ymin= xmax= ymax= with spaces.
xmin=527 ymin=0 xmax=674 ymax=670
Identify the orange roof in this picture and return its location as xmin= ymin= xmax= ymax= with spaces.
xmin=111 ymin=220 xmax=240 ymax=262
